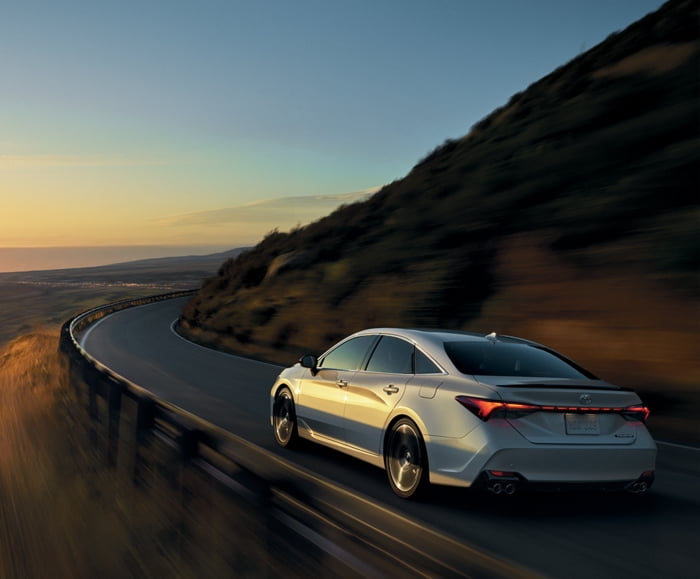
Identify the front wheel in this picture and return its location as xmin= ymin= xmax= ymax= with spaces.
xmin=272 ymin=386 xmax=298 ymax=447
xmin=384 ymin=418 xmax=429 ymax=499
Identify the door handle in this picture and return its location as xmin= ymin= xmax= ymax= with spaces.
xmin=383 ymin=385 xmax=400 ymax=394
xmin=336 ymin=379 xmax=348 ymax=388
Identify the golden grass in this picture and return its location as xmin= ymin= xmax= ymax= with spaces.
xmin=592 ymin=41 xmax=699 ymax=79
xmin=474 ymin=235 xmax=700 ymax=390
xmin=0 ymin=329 xmax=97 ymax=577
xmin=0 ymin=329 xmax=241 ymax=578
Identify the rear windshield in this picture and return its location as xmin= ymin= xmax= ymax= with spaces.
xmin=444 ymin=341 xmax=594 ymax=379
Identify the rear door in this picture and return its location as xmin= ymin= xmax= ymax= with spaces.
xmin=342 ymin=336 xmax=414 ymax=454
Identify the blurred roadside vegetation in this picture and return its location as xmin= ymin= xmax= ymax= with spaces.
xmin=0 ymin=334 xmax=180 ymax=579
xmin=0 ymin=256 xmax=247 ymax=575
xmin=181 ymin=0 xmax=699 ymax=443
xmin=0 ymin=330 xmax=259 ymax=578
xmin=0 ymin=246 xmax=247 ymax=577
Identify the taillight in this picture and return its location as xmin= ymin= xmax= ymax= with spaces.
xmin=456 ymin=396 xmax=650 ymax=422
xmin=622 ymin=405 xmax=651 ymax=422
xmin=455 ymin=396 xmax=504 ymax=420
xmin=455 ymin=396 xmax=538 ymax=421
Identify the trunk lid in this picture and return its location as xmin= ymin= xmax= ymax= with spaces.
xmin=475 ymin=376 xmax=645 ymax=445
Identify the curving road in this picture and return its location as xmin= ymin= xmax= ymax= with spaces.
xmin=80 ymin=297 xmax=700 ymax=579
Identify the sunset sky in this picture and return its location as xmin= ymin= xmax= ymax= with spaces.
xmin=1 ymin=0 xmax=662 ymax=270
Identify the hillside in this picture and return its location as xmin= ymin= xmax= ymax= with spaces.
xmin=180 ymin=0 xmax=699 ymax=440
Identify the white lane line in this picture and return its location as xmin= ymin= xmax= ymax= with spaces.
xmin=657 ymin=440 xmax=700 ymax=451
xmin=78 ymin=314 xmax=111 ymax=348
xmin=168 ymin=318 xmax=283 ymax=370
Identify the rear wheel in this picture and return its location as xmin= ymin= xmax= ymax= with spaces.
xmin=273 ymin=387 xmax=298 ymax=447
xmin=384 ymin=418 xmax=428 ymax=499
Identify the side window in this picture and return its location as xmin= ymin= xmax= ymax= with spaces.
xmin=365 ymin=336 xmax=414 ymax=374
xmin=415 ymin=349 xmax=442 ymax=374
xmin=318 ymin=336 xmax=375 ymax=370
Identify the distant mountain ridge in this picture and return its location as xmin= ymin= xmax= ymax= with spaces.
xmin=0 ymin=248 xmax=249 ymax=286
xmin=180 ymin=0 xmax=698 ymax=440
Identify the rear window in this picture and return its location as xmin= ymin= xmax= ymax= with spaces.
xmin=444 ymin=341 xmax=594 ymax=379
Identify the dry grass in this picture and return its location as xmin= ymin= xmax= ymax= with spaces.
xmin=0 ymin=329 xmax=246 ymax=578
xmin=0 ymin=329 xmax=103 ymax=578
xmin=471 ymin=235 xmax=700 ymax=444
xmin=592 ymin=41 xmax=698 ymax=79
xmin=0 ymin=255 xmax=280 ymax=577
xmin=474 ymin=235 xmax=699 ymax=390
xmin=0 ymin=283 xmax=165 ymax=348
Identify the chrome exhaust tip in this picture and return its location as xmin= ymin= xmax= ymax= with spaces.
xmin=627 ymin=481 xmax=648 ymax=494
xmin=489 ymin=482 xmax=503 ymax=495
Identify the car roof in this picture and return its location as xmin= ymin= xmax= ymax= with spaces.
xmin=353 ymin=327 xmax=529 ymax=341
xmin=349 ymin=327 xmax=543 ymax=352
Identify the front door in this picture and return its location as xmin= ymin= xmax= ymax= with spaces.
xmin=297 ymin=335 xmax=376 ymax=442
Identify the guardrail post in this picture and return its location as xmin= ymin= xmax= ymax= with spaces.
xmin=136 ymin=397 xmax=154 ymax=440
xmin=107 ymin=378 xmax=122 ymax=468
xmin=85 ymin=370 xmax=100 ymax=452
xmin=179 ymin=428 xmax=200 ymax=462
xmin=133 ymin=398 xmax=154 ymax=485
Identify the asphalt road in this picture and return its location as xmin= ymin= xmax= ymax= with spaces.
xmin=80 ymin=297 xmax=700 ymax=579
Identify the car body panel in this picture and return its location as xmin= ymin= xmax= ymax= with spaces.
xmin=343 ymin=371 xmax=409 ymax=454
xmin=295 ymin=367 xmax=352 ymax=441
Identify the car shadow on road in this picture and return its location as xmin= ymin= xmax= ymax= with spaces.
xmin=273 ymin=438 xmax=699 ymax=521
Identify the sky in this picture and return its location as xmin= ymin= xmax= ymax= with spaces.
xmin=0 ymin=0 xmax=664 ymax=271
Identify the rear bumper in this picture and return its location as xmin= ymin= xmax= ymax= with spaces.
xmin=425 ymin=423 xmax=657 ymax=487
xmin=473 ymin=467 xmax=655 ymax=493
xmin=480 ymin=445 xmax=657 ymax=483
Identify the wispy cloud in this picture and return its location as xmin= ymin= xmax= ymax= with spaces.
xmin=155 ymin=187 xmax=381 ymax=228
xmin=0 ymin=154 xmax=146 ymax=169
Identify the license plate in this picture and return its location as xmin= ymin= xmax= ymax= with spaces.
xmin=565 ymin=413 xmax=600 ymax=435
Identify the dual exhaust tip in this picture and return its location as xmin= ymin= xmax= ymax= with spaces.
xmin=484 ymin=470 xmax=520 ymax=495
xmin=482 ymin=470 xmax=654 ymax=495
xmin=626 ymin=471 xmax=654 ymax=494
xmin=626 ymin=481 xmax=649 ymax=494
xmin=488 ymin=481 xmax=518 ymax=495
xmin=488 ymin=480 xmax=650 ymax=494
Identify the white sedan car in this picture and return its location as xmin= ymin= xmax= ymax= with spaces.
xmin=270 ymin=328 xmax=656 ymax=498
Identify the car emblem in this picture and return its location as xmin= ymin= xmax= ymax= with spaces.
xmin=579 ymin=394 xmax=592 ymax=405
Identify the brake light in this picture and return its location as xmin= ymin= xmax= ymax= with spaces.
xmin=455 ymin=396 xmax=504 ymax=420
xmin=456 ymin=396 xmax=650 ymax=422
xmin=455 ymin=396 xmax=538 ymax=421
xmin=622 ymin=405 xmax=651 ymax=422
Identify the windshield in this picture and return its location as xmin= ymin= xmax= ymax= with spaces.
xmin=444 ymin=341 xmax=595 ymax=379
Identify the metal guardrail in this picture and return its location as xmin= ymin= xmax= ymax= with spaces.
xmin=60 ymin=292 xmax=536 ymax=579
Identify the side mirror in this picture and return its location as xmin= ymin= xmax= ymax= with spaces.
xmin=299 ymin=354 xmax=318 ymax=374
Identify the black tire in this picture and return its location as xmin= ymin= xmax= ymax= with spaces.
xmin=272 ymin=386 xmax=298 ymax=447
xmin=384 ymin=418 xmax=429 ymax=499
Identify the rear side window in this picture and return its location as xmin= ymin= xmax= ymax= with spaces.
xmin=365 ymin=336 xmax=414 ymax=374
xmin=415 ymin=349 xmax=442 ymax=374
xmin=444 ymin=341 xmax=594 ymax=379
xmin=319 ymin=336 xmax=376 ymax=371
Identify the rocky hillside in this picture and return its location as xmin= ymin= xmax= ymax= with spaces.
xmin=181 ymin=0 xmax=698 ymax=440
